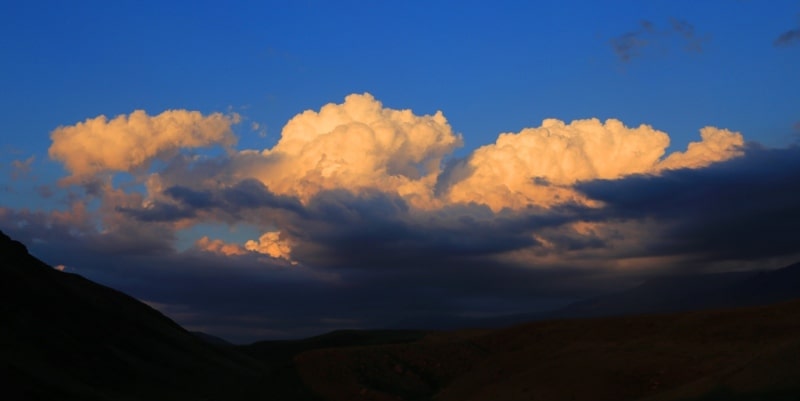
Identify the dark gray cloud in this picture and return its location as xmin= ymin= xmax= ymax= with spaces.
xmin=0 ymin=180 xmax=614 ymax=343
xmin=670 ymin=17 xmax=706 ymax=53
xmin=117 ymin=202 xmax=197 ymax=222
xmin=577 ymin=145 xmax=800 ymax=263
xmin=0 ymin=208 xmax=600 ymax=343
xmin=610 ymin=20 xmax=655 ymax=62
xmin=117 ymin=179 xmax=306 ymax=223
xmin=774 ymin=28 xmax=800 ymax=47
xmin=611 ymin=18 xmax=708 ymax=62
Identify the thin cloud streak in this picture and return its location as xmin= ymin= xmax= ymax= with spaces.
xmin=610 ymin=18 xmax=709 ymax=62
xmin=774 ymin=28 xmax=800 ymax=47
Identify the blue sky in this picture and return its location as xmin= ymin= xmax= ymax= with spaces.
xmin=1 ymin=0 xmax=799 ymax=342
xmin=3 ymin=0 xmax=798 ymax=157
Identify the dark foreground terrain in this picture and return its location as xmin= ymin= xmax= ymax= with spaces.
xmin=0 ymin=231 xmax=319 ymax=401
xmin=3 ymin=230 xmax=800 ymax=400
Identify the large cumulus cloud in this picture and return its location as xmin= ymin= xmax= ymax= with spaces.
xmin=49 ymin=109 xmax=238 ymax=184
xmin=3 ymin=92 xmax=776 ymax=342
xmin=444 ymin=118 xmax=742 ymax=211
xmin=244 ymin=93 xmax=462 ymax=209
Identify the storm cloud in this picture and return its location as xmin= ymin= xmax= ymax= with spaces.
xmin=578 ymin=145 xmax=800 ymax=265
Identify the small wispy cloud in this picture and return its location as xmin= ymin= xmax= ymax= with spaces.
xmin=669 ymin=17 xmax=705 ymax=53
xmin=610 ymin=18 xmax=709 ymax=62
xmin=775 ymin=14 xmax=800 ymax=47
xmin=610 ymin=20 xmax=655 ymax=62
xmin=774 ymin=28 xmax=800 ymax=47
xmin=10 ymin=156 xmax=35 ymax=180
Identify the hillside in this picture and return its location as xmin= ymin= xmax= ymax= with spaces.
xmin=0 ymin=230 xmax=315 ymax=401
xmin=294 ymin=300 xmax=800 ymax=401
xmin=4 ymin=229 xmax=800 ymax=401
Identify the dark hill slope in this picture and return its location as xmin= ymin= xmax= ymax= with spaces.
xmin=0 ymin=231 xmax=288 ymax=401
xmin=245 ymin=329 xmax=429 ymax=371
xmin=294 ymin=300 xmax=800 ymax=401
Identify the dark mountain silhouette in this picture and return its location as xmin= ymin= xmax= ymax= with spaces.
xmin=192 ymin=330 xmax=234 ymax=346
xmin=245 ymin=329 xmax=429 ymax=372
xmin=0 ymin=230 xmax=316 ymax=401
xmin=4 ymin=229 xmax=800 ymax=401
xmin=295 ymin=300 xmax=800 ymax=401
xmin=553 ymin=262 xmax=800 ymax=319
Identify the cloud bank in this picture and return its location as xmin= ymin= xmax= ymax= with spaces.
xmin=3 ymin=92 xmax=786 ymax=342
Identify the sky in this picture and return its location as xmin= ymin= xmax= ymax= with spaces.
xmin=1 ymin=0 xmax=799 ymax=343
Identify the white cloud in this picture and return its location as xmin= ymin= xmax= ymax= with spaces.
xmin=242 ymin=93 xmax=462 ymax=208
xmin=49 ymin=109 xmax=238 ymax=184
xmin=445 ymin=118 xmax=743 ymax=211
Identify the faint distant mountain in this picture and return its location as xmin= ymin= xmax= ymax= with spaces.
xmin=553 ymin=262 xmax=800 ymax=319
xmin=0 ymin=230 xmax=315 ymax=401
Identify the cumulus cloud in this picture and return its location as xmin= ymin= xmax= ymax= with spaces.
xmin=196 ymin=231 xmax=293 ymax=261
xmin=9 ymin=92 xmax=772 ymax=341
xmin=244 ymin=231 xmax=292 ymax=260
xmin=49 ymin=109 xmax=238 ymax=184
xmin=244 ymin=93 xmax=462 ymax=208
xmin=658 ymin=127 xmax=744 ymax=170
xmin=444 ymin=118 xmax=743 ymax=211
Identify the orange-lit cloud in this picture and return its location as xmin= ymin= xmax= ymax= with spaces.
xmin=43 ymin=94 xmax=746 ymax=269
xmin=244 ymin=231 xmax=292 ymax=260
xmin=243 ymin=93 xmax=462 ymax=208
xmin=195 ymin=236 xmax=248 ymax=256
xmin=49 ymin=110 xmax=238 ymax=184
xmin=196 ymin=231 xmax=292 ymax=261
xmin=657 ymin=127 xmax=744 ymax=170
xmin=444 ymin=118 xmax=742 ymax=211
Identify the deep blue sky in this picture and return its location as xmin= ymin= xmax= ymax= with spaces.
xmin=1 ymin=0 xmax=799 ymax=342
xmin=3 ymin=0 xmax=798 ymax=157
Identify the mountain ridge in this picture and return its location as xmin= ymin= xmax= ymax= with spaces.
xmin=0 ymin=230 xmax=316 ymax=401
